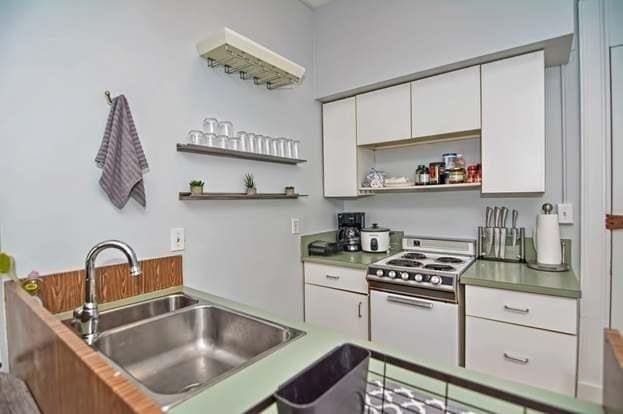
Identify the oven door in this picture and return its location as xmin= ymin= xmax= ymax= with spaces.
xmin=370 ymin=289 xmax=459 ymax=366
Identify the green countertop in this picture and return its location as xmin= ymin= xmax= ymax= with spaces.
xmin=460 ymin=240 xmax=581 ymax=298
xmin=60 ymin=287 xmax=601 ymax=413
xmin=299 ymin=231 xmax=400 ymax=269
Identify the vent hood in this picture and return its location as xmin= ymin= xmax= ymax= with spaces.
xmin=196 ymin=28 xmax=305 ymax=90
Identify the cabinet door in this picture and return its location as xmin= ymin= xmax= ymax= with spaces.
xmin=411 ymin=66 xmax=481 ymax=138
xmin=305 ymin=284 xmax=368 ymax=339
xmin=466 ymin=316 xmax=576 ymax=395
xmin=356 ymin=83 xmax=411 ymax=145
xmin=322 ymin=98 xmax=358 ymax=197
xmin=370 ymin=290 xmax=459 ymax=366
xmin=481 ymin=51 xmax=545 ymax=193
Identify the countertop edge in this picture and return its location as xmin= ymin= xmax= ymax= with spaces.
xmin=460 ymin=277 xmax=581 ymax=299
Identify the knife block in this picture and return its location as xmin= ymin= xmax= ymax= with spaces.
xmin=477 ymin=226 xmax=526 ymax=263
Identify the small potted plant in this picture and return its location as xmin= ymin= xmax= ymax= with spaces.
xmin=285 ymin=186 xmax=295 ymax=196
xmin=189 ymin=179 xmax=204 ymax=195
xmin=244 ymin=173 xmax=257 ymax=196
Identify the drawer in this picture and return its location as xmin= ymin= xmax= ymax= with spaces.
xmin=465 ymin=285 xmax=577 ymax=334
xmin=466 ymin=316 xmax=577 ymax=395
xmin=304 ymin=262 xmax=367 ymax=294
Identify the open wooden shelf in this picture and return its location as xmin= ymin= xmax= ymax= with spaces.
xmin=179 ymin=192 xmax=308 ymax=200
xmin=358 ymin=183 xmax=481 ymax=194
xmin=177 ymin=144 xmax=307 ymax=165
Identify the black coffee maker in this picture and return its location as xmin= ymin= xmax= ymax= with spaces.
xmin=337 ymin=212 xmax=365 ymax=252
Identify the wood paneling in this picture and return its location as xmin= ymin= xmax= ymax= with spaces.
xmin=35 ymin=255 xmax=182 ymax=314
xmin=6 ymin=282 xmax=162 ymax=414
xmin=604 ymin=329 xmax=623 ymax=413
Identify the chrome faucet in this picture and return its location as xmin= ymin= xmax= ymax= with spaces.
xmin=73 ymin=240 xmax=141 ymax=343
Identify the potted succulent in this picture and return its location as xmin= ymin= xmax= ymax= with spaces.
xmin=189 ymin=179 xmax=205 ymax=195
xmin=285 ymin=186 xmax=295 ymax=196
xmin=244 ymin=173 xmax=257 ymax=196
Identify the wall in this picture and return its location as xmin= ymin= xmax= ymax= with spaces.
xmin=313 ymin=0 xmax=575 ymax=99
xmin=0 ymin=0 xmax=341 ymax=368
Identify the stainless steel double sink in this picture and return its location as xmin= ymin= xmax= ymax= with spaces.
xmin=64 ymin=293 xmax=304 ymax=410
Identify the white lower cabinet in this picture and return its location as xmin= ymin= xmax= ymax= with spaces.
xmin=370 ymin=290 xmax=459 ymax=366
xmin=304 ymin=283 xmax=368 ymax=339
xmin=466 ymin=316 xmax=576 ymax=395
xmin=465 ymin=285 xmax=578 ymax=396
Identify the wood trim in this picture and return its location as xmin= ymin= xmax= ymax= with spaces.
xmin=6 ymin=282 xmax=162 ymax=414
xmin=606 ymin=214 xmax=623 ymax=230
xmin=603 ymin=329 xmax=623 ymax=413
xmin=32 ymin=255 xmax=182 ymax=314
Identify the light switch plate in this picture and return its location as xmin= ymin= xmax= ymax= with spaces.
xmin=170 ymin=227 xmax=185 ymax=251
xmin=557 ymin=203 xmax=573 ymax=224
xmin=291 ymin=218 xmax=301 ymax=234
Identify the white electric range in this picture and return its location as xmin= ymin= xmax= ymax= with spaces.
xmin=367 ymin=235 xmax=476 ymax=366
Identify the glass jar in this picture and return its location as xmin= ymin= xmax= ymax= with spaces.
xmin=428 ymin=162 xmax=445 ymax=185
xmin=447 ymin=168 xmax=466 ymax=184
xmin=466 ymin=164 xmax=480 ymax=183
xmin=415 ymin=165 xmax=430 ymax=186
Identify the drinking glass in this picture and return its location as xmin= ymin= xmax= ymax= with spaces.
xmin=187 ymin=130 xmax=204 ymax=145
xmin=291 ymin=140 xmax=301 ymax=159
xmin=203 ymin=117 xmax=219 ymax=134
xmin=247 ymin=133 xmax=257 ymax=153
xmin=204 ymin=133 xmax=216 ymax=147
xmin=280 ymin=138 xmax=291 ymax=158
xmin=255 ymin=135 xmax=266 ymax=154
xmin=218 ymin=121 xmax=234 ymax=138
xmin=215 ymin=135 xmax=228 ymax=149
xmin=228 ymin=137 xmax=241 ymax=151
xmin=237 ymin=131 xmax=249 ymax=152
xmin=270 ymin=138 xmax=282 ymax=157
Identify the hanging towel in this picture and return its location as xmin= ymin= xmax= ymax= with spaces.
xmin=95 ymin=94 xmax=149 ymax=209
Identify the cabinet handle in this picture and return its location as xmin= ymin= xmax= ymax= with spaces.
xmin=358 ymin=301 xmax=362 ymax=318
xmin=503 ymin=305 xmax=530 ymax=314
xmin=387 ymin=295 xmax=433 ymax=309
xmin=503 ymin=352 xmax=529 ymax=364
xmin=325 ymin=274 xmax=340 ymax=280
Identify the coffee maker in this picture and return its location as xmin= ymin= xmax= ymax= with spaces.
xmin=337 ymin=212 xmax=365 ymax=252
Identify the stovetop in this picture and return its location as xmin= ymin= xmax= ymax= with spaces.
xmin=367 ymin=236 xmax=476 ymax=293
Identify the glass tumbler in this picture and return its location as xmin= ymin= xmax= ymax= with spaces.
xmin=204 ymin=133 xmax=216 ymax=147
xmin=215 ymin=135 xmax=228 ymax=149
xmin=228 ymin=137 xmax=241 ymax=151
xmin=237 ymin=131 xmax=249 ymax=152
xmin=218 ymin=121 xmax=234 ymax=138
xmin=203 ymin=117 xmax=219 ymax=134
xmin=291 ymin=140 xmax=301 ymax=159
xmin=247 ymin=133 xmax=257 ymax=153
xmin=187 ymin=130 xmax=204 ymax=145
xmin=255 ymin=135 xmax=266 ymax=154
xmin=280 ymin=138 xmax=292 ymax=158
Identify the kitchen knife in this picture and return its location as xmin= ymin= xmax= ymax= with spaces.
xmin=485 ymin=207 xmax=494 ymax=256
xmin=511 ymin=209 xmax=519 ymax=247
xmin=500 ymin=207 xmax=509 ymax=258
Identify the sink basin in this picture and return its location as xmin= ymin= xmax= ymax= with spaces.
xmin=64 ymin=294 xmax=198 ymax=333
xmin=93 ymin=304 xmax=304 ymax=409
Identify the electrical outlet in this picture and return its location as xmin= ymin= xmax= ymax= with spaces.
xmin=557 ymin=203 xmax=573 ymax=224
xmin=291 ymin=218 xmax=301 ymax=234
xmin=170 ymin=227 xmax=185 ymax=251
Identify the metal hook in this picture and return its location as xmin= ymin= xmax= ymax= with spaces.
xmin=104 ymin=91 xmax=113 ymax=105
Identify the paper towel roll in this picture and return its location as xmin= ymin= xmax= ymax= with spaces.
xmin=535 ymin=214 xmax=562 ymax=265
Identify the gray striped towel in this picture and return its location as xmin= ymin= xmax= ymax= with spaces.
xmin=95 ymin=94 xmax=149 ymax=209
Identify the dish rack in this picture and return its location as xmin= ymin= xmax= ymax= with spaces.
xmin=245 ymin=347 xmax=582 ymax=414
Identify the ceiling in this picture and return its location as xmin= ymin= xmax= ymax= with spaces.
xmin=300 ymin=0 xmax=334 ymax=8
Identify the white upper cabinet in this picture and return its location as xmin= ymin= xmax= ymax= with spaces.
xmin=481 ymin=51 xmax=545 ymax=194
xmin=322 ymin=98 xmax=359 ymax=197
xmin=356 ymin=83 xmax=411 ymax=145
xmin=411 ymin=66 xmax=481 ymax=138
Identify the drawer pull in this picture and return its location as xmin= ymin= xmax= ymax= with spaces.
xmin=358 ymin=301 xmax=363 ymax=318
xmin=503 ymin=305 xmax=530 ymax=314
xmin=387 ymin=295 xmax=433 ymax=309
xmin=503 ymin=352 xmax=529 ymax=364
xmin=325 ymin=274 xmax=340 ymax=280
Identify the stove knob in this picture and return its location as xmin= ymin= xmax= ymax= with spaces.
xmin=430 ymin=275 xmax=441 ymax=285
xmin=400 ymin=272 xmax=409 ymax=280
xmin=414 ymin=273 xmax=423 ymax=282
xmin=388 ymin=270 xmax=397 ymax=278
xmin=375 ymin=269 xmax=384 ymax=277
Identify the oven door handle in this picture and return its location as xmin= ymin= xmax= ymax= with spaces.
xmin=387 ymin=295 xmax=433 ymax=309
